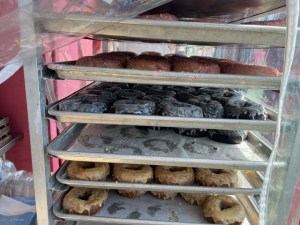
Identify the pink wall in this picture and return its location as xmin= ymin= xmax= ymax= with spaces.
xmin=0 ymin=67 xmax=32 ymax=171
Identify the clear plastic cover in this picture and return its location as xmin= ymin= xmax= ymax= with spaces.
xmin=0 ymin=159 xmax=34 ymax=197
xmin=0 ymin=0 xmax=171 ymax=67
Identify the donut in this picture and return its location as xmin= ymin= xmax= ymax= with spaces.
xmin=115 ymin=89 xmax=146 ymax=99
xmin=198 ymin=100 xmax=224 ymax=118
xmin=63 ymin=187 xmax=108 ymax=215
xmin=140 ymin=51 xmax=162 ymax=56
xmin=220 ymin=62 xmax=280 ymax=77
xmin=224 ymin=100 xmax=267 ymax=120
xmin=173 ymin=58 xmax=220 ymax=74
xmin=133 ymin=84 xmax=163 ymax=91
xmin=157 ymin=100 xmax=203 ymax=118
xmin=137 ymin=13 xmax=178 ymax=21
xmin=66 ymin=162 xmax=110 ymax=181
xmin=208 ymin=130 xmax=248 ymax=144
xmin=112 ymin=99 xmax=156 ymax=115
xmin=127 ymin=55 xmax=171 ymax=71
xmin=78 ymin=90 xmax=117 ymax=105
xmin=95 ymin=52 xmax=136 ymax=67
xmin=180 ymin=193 xmax=210 ymax=206
xmin=59 ymin=99 xmax=108 ymax=113
xmin=166 ymin=86 xmax=197 ymax=94
xmin=152 ymin=166 xmax=194 ymax=200
xmin=75 ymin=56 xmax=123 ymax=68
xmin=96 ymin=82 xmax=130 ymax=90
xmin=203 ymin=195 xmax=246 ymax=225
xmin=112 ymin=164 xmax=153 ymax=198
xmin=165 ymin=54 xmax=188 ymax=62
xmin=211 ymin=90 xmax=242 ymax=105
xmin=198 ymin=87 xmax=231 ymax=96
xmin=195 ymin=168 xmax=238 ymax=187
xmin=142 ymin=95 xmax=177 ymax=105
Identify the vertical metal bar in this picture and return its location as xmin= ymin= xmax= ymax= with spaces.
xmin=21 ymin=0 xmax=54 ymax=225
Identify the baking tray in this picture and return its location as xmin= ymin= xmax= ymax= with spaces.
xmin=0 ymin=125 xmax=10 ymax=138
xmin=0 ymin=134 xmax=23 ymax=156
xmin=48 ymin=108 xmax=277 ymax=133
xmin=54 ymin=189 xmax=250 ymax=225
xmin=47 ymin=62 xmax=282 ymax=90
xmin=37 ymin=13 xmax=289 ymax=47
xmin=47 ymin=124 xmax=268 ymax=171
xmin=56 ymin=161 xmax=261 ymax=195
xmin=0 ymin=117 xmax=9 ymax=128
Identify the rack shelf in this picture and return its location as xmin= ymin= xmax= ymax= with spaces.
xmin=38 ymin=13 xmax=288 ymax=47
xmin=0 ymin=134 xmax=23 ymax=156
xmin=48 ymin=124 xmax=269 ymax=171
xmin=47 ymin=63 xmax=282 ymax=90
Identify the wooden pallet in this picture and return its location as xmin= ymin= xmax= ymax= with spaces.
xmin=0 ymin=117 xmax=12 ymax=148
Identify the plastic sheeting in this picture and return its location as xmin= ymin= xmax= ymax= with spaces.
xmin=0 ymin=0 xmax=171 ymax=67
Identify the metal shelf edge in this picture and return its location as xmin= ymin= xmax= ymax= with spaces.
xmin=0 ymin=134 xmax=23 ymax=156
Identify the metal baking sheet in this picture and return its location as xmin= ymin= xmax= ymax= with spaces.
xmin=37 ymin=13 xmax=288 ymax=47
xmin=0 ymin=117 xmax=9 ymax=128
xmin=48 ymin=99 xmax=277 ymax=133
xmin=56 ymin=162 xmax=261 ymax=195
xmin=0 ymin=134 xmax=23 ymax=156
xmin=0 ymin=126 xmax=10 ymax=138
xmin=53 ymin=190 xmax=224 ymax=225
xmin=47 ymin=62 xmax=282 ymax=90
xmin=48 ymin=124 xmax=268 ymax=171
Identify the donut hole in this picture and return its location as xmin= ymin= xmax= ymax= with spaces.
xmin=209 ymin=169 xmax=225 ymax=174
xmin=169 ymin=167 xmax=186 ymax=172
xmin=78 ymin=191 xmax=92 ymax=201
xmin=220 ymin=202 xmax=232 ymax=211
xmin=125 ymin=165 xmax=144 ymax=171
xmin=79 ymin=162 xmax=96 ymax=169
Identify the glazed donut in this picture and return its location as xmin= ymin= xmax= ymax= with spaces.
xmin=157 ymin=100 xmax=203 ymax=118
xmin=198 ymin=100 xmax=224 ymax=118
xmin=166 ymin=85 xmax=196 ymax=94
xmin=195 ymin=168 xmax=238 ymax=187
xmin=112 ymin=99 xmax=156 ymax=115
xmin=198 ymin=87 xmax=231 ymax=96
xmin=224 ymin=99 xmax=267 ymax=120
xmin=173 ymin=58 xmax=220 ymax=74
xmin=211 ymin=90 xmax=242 ymax=105
xmin=208 ymin=130 xmax=248 ymax=144
xmin=152 ymin=166 xmax=194 ymax=200
xmin=137 ymin=13 xmax=178 ymax=21
xmin=203 ymin=195 xmax=246 ymax=225
xmin=127 ymin=55 xmax=171 ymax=71
xmin=63 ymin=187 xmax=108 ymax=215
xmin=76 ymin=56 xmax=124 ymax=68
xmin=180 ymin=193 xmax=210 ymax=206
xmin=115 ymin=89 xmax=146 ymax=99
xmin=112 ymin=164 xmax=153 ymax=198
xmin=59 ymin=98 xmax=108 ymax=113
xmin=66 ymin=161 xmax=110 ymax=181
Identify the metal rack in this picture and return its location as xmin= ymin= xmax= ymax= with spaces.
xmin=23 ymin=1 xmax=294 ymax=225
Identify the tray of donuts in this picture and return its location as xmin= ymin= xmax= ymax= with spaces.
xmin=47 ymin=79 xmax=276 ymax=133
xmin=47 ymin=51 xmax=281 ymax=90
xmin=53 ymin=161 xmax=253 ymax=225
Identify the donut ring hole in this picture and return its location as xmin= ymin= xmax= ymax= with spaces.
xmin=220 ymin=202 xmax=232 ymax=210
xmin=78 ymin=191 xmax=92 ymax=201
xmin=79 ymin=162 xmax=96 ymax=169
xmin=169 ymin=167 xmax=186 ymax=172
xmin=224 ymin=92 xmax=234 ymax=97
xmin=124 ymin=165 xmax=144 ymax=171
xmin=243 ymin=102 xmax=252 ymax=107
xmin=209 ymin=169 xmax=226 ymax=174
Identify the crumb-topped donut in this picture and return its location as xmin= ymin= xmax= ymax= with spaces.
xmin=180 ymin=193 xmax=210 ymax=206
xmin=195 ymin=168 xmax=238 ymax=187
xmin=113 ymin=164 xmax=153 ymax=198
xmin=173 ymin=58 xmax=220 ymax=74
xmin=152 ymin=166 xmax=194 ymax=200
xmin=75 ymin=56 xmax=124 ymax=68
xmin=63 ymin=187 xmax=108 ymax=215
xmin=203 ymin=195 xmax=246 ymax=225
xmin=127 ymin=55 xmax=171 ymax=71
xmin=66 ymin=161 xmax=110 ymax=181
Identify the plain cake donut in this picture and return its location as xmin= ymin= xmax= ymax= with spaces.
xmin=66 ymin=161 xmax=110 ymax=181
xmin=112 ymin=164 xmax=153 ymax=198
xmin=173 ymin=58 xmax=220 ymax=74
xmin=63 ymin=187 xmax=108 ymax=215
xmin=75 ymin=56 xmax=124 ymax=68
xmin=152 ymin=166 xmax=194 ymax=200
xmin=195 ymin=168 xmax=238 ymax=187
xmin=203 ymin=195 xmax=246 ymax=225
xmin=127 ymin=55 xmax=171 ymax=71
